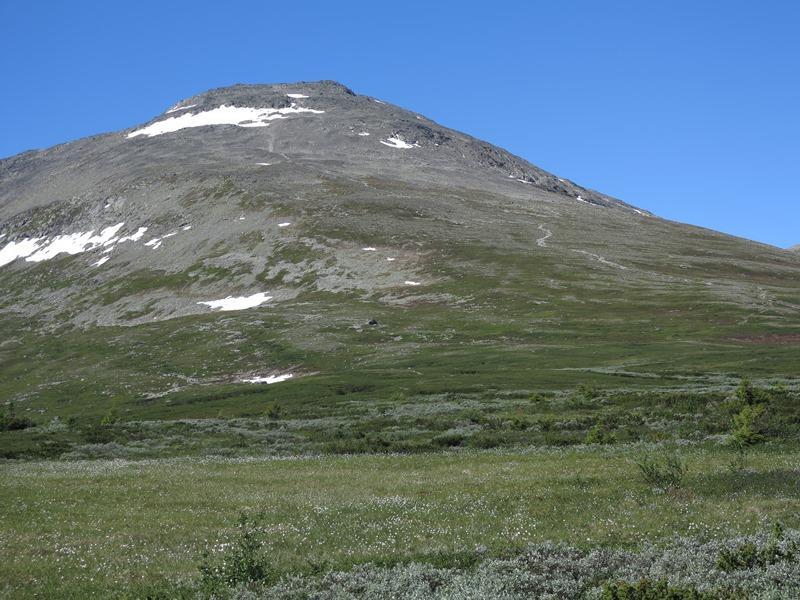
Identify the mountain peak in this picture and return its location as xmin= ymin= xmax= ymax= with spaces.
xmin=119 ymin=82 xmax=640 ymax=213
xmin=167 ymin=80 xmax=357 ymax=113
xmin=1 ymin=79 xmax=798 ymax=392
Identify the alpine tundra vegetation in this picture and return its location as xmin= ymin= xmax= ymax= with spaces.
xmin=1 ymin=82 xmax=799 ymax=598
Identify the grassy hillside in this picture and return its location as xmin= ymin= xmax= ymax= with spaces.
xmin=2 ymin=177 xmax=800 ymax=444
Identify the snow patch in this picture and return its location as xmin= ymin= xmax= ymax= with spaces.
xmin=26 ymin=223 xmax=125 ymax=262
xmin=380 ymin=137 xmax=418 ymax=149
xmin=404 ymin=280 xmax=421 ymax=286
xmin=144 ymin=231 xmax=178 ymax=250
xmin=166 ymin=103 xmax=197 ymax=114
xmin=0 ymin=223 xmax=157 ymax=268
xmin=386 ymin=257 xmax=396 ymax=262
xmin=117 ymin=227 xmax=148 ymax=243
xmin=127 ymin=104 xmax=325 ymax=138
xmin=286 ymin=93 xmax=308 ymax=99
xmin=278 ymin=222 xmax=292 ymax=228
xmin=0 ymin=238 xmax=44 ymax=267
xmin=357 ymin=131 xmax=370 ymax=136
xmin=255 ymin=162 xmax=271 ymax=166
xmin=243 ymin=373 xmax=294 ymax=384
xmin=92 ymin=256 xmax=110 ymax=267
xmin=181 ymin=225 xmax=192 ymax=231
xmin=198 ymin=292 xmax=272 ymax=312
xmin=362 ymin=247 xmax=376 ymax=251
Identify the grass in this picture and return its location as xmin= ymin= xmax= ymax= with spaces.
xmin=1 ymin=443 xmax=798 ymax=597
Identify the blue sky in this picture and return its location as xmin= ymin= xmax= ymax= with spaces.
xmin=1 ymin=1 xmax=798 ymax=247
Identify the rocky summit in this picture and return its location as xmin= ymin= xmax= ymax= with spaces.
xmin=1 ymin=80 xmax=799 ymax=419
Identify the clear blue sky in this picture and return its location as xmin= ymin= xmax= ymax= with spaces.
xmin=1 ymin=1 xmax=798 ymax=247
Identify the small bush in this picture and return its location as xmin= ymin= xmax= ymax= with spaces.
xmin=731 ymin=404 xmax=766 ymax=446
xmin=80 ymin=423 xmax=116 ymax=444
xmin=735 ymin=378 xmax=770 ymax=406
xmin=467 ymin=432 xmax=503 ymax=449
xmin=431 ymin=432 xmax=465 ymax=447
xmin=736 ymin=378 xmax=757 ymax=405
xmin=716 ymin=541 xmax=759 ymax=572
xmin=600 ymin=578 xmax=716 ymax=599
xmin=264 ymin=403 xmax=282 ymax=419
xmin=100 ymin=406 xmax=120 ymax=426
xmin=198 ymin=512 xmax=272 ymax=592
xmin=585 ymin=422 xmax=617 ymax=445
xmin=636 ymin=451 xmax=687 ymax=488
xmin=388 ymin=390 xmax=407 ymax=403
xmin=717 ymin=522 xmax=796 ymax=572
xmin=728 ymin=403 xmax=767 ymax=470
xmin=0 ymin=403 xmax=35 ymax=432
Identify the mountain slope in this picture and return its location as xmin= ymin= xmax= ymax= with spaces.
xmin=1 ymin=81 xmax=799 ymax=424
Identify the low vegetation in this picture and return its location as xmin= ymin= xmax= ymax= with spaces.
xmin=2 ymin=439 xmax=800 ymax=597
xmin=1 ymin=379 xmax=798 ymax=597
xmin=2 ymin=379 xmax=797 ymax=461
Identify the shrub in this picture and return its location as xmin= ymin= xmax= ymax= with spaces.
xmin=585 ymin=422 xmax=617 ymax=445
xmin=736 ymin=378 xmax=758 ymax=405
xmin=467 ymin=432 xmax=502 ymax=449
xmin=100 ymin=406 xmax=120 ymax=426
xmin=208 ymin=526 xmax=800 ymax=598
xmin=505 ymin=416 xmax=528 ymax=431
xmin=717 ymin=522 xmax=796 ymax=572
xmin=80 ymin=423 xmax=116 ymax=444
xmin=731 ymin=404 xmax=766 ymax=446
xmin=728 ymin=403 xmax=767 ymax=470
xmin=388 ymin=390 xmax=407 ymax=403
xmin=0 ymin=403 xmax=35 ymax=431
xmin=431 ymin=432 xmax=465 ymax=447
xmin=766 ymin=382 xmax=789 ymax=401
xmin=577 ymin=384 xmax=600 ymax=400
xmin=600 ymin=579 xmax=716 ymax=599
xmin=735 ymin=378 xmax=773 ymax=406
xmin=198 ymin=512 xmax=272 ymax=592
xmin=264 ymin=403 xmax=282 ymax=419
xmin=636 ymin=451 xmax=687 ymax=488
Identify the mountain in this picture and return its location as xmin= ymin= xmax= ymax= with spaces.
xmin=1 ymin=81 xmax=799 ymax=421
xmin=790 ymin=245 xmax=800 ymax=253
